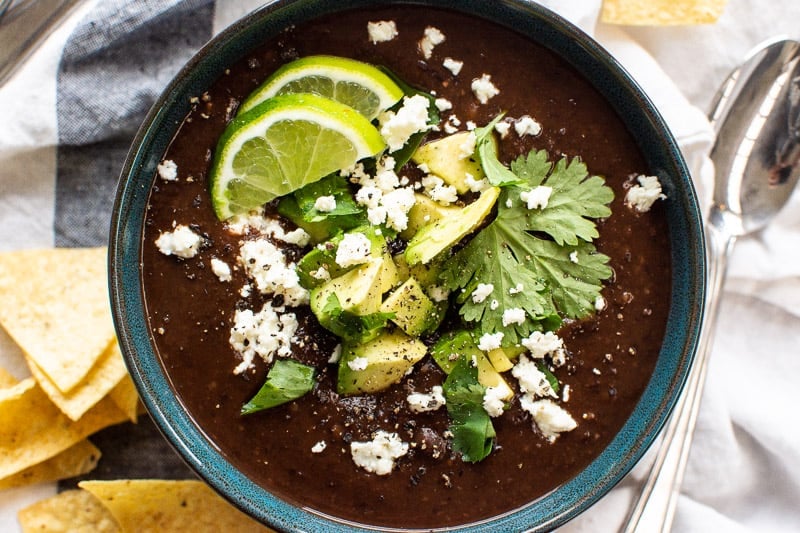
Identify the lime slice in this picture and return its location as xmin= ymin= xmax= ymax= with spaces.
xmin=239 ymin=55 xmax=404 ymax=120
xmin=210 ymin=93 xmax=385 ymax=220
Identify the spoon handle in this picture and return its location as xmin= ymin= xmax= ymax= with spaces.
xmin=623 ymin=223 xmax=734 ymax=533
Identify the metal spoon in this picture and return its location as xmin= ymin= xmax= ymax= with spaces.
xmin=623 ymin=37 xmax=800 ymax=533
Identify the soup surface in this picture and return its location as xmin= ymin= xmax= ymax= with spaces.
xmin=141 ymin=5 xmax=671 ymax=529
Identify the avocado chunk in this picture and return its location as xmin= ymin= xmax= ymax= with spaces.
xmin=310 ymin=257 xmax=385 ymax=319
xmin=337 ymin=330 xmax=427 ymax=395
xmin=380 ymin=277 xmax=439 ymax=337
xmin=405 ymin=186 xmax=500 ymax=265
xmin=487 ymin=345 xmax=524 ymax=373
xmin=399 ymin=193 xmax=461 ymax=240
xmin=297 ymin=226 xmax=385 ymax=289
xmin=412 ymin=131 xmax=486 ymax=194
xmin=431 ymin=330 xmax=513 ymax=401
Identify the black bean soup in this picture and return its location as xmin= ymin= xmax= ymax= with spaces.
xmin=141 ymin=6 xmax=670 ymax=529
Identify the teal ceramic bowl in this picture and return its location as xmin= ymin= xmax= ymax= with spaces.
xmin=109 ymin=0 xmax=705 ymax=531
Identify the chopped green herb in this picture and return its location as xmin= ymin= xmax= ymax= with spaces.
xmin=293 ymin=174 xmax=365 ymax=224
xmin=443 ymin=357 xmax=495 ymax=463
xmin=474 ymin=116 xmax=524 ymax=188
xmin=320 ymin=293 xmax=395 ymax=344
xmin=241 ymin=359 xmax=316 ymax=415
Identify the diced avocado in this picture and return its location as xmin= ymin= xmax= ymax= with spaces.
xmin=380 ymin=277 xmax=437 ymax=337
xmin=405 ymin=186 xmax=500 ymax=265
xmin=310 ymin=257 xmax=385 ymax=319
xmin=393 ymin=253 xmax=444 ymax=288
xmin=337 ymin=330 xmax=427 ymax=395
xmin=276 ymin=196 xmax=333 ymax=244
xmin=412 ymin=132 xmax=486 ymax=194
xmin=380 ymin=251 xmax=401 ymax=294
xmin=487 ymin=345 xmax=525 ymax=373
xmin=297 ymin=226 xmax=385 ymax=289
xmin=431 ymin=330 xmax=513 ymax=400
xmin=399 ymin=193 xmax=461 ymax=240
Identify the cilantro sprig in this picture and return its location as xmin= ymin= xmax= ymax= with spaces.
xmin=443 ymin=357 xmax=495 ymax=463
xmin=441 ymin=149 xmax=613 ymax=344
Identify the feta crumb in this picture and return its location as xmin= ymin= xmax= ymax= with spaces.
xmin=239 ymin=238 xmax=309 ymax=306
xmin=502 ymin=307 xmax=526 ymax=327
xmin=521 ymin=331 xmax=566 ymax=360
xmin=483 ymin=386 xmax=507 ymax=418
xmin=562 ymin=384 xmax=571 ymax=402
xmin=230 ymin=304 xmax=298 ymax=374
xmin=155 ymin=225 xmax=202 ymax=259
xmin=421 ymin=175 xmax=458 ymax=206
xmin=157 ymin=159 xmax=178 ymax=181
xmin=442 ymin=57 xmax=463 ymax=76
xmin=625 ymin=175 xmax=666 ymax=212
xmin=427 ymin=285 xmax=449 ymax=303
xmin=314 ymin=195 xmax=337 ymax=213
xmin=494 ymin=121 xmax=511 ymax=139
xmin=407 ymin=385 xmax=446 ymax=413
xmin=512 ymin=355 xmax=558 ymax=399
xmin=464 ymin=173 xmax=489 ymax=193
xmin=311 ymin=441 xmax=327 ymax=453
xmin=520 ymin=186 xmax=552 ymax=210
xmin=477 ymin=331 xmax=504 ymax=352
xmin=348 ymin=356 xmax=369 ymax=371
xmin=328 ymin=344 xmax=342 ymax=364
xmin=335 ymin=232 xmax=373 ymax=268
xmin=434 ymin=97 xmax=453 ymax=112
xmin=471 ymin=74 xmax=500 ymax=104
xmin=509 ymin=283 xmax=524 ymax=295
xmin=367 ymin=20 xmax=398 ymax=43
xmin=514 ymin=115 xmax=542 ymax=137
xmin=210 ymin=257 xmax=232 ymax=282
xmin=419 ymin=26 xmax=445 ymax=59
xmin=471 ymin=283 xmax=494 ymax=303
xmin=490 ymin=299 xmax=499 ymax=310
xmin=350 ymin=430 xmax=409 ymax=475
xmin=380 ymin=187 xmax=416 ymax=231
xmin=595 ymin=295 xmax=607 ymax=311
xmin=466 ymin=120 xmax=477 ymax=130
xmin=519 ymin=398 xmax=577 ymax=442
xmin=569 ymin=251 xmax=579 ymax=263
xmin=458 ymin=131 xmax=477 ymax=160
xmin=310 ymin=267 xmax=331 ymax=282
xmin=379 ymin=94 xmax=431 ymax=152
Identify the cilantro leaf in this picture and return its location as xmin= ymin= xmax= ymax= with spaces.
xmin=443 ymin=357 xmax=495 ymax=463
xmin=293 ymin=174 xmax=365 ymax=223
xmin=320 ymin=293 xmax=394 ymax=344
xmin=474 ymin=116 xmax=524 ymax=187
xmin=241 ymin=359 xmax=316 ymax=415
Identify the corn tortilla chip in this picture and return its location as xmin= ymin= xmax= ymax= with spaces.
xmin=27 ymin=340 xmax=127 ymax=421
xmin=18 ymin=489 xmax=120 ymax=533
xmin=0 ymin=366 xmax=17 ymax=388
xmin=0 ymin=377 xmax=128 ymax=479
xmin=0 ymin=247 xmax=115 ymax=393
xmin=601 ymin=0 xmax=727 ymax=25
xmin=79 ymin=480 xmax=273 ymax=532
xmin=107 ymin=373 xmax=140 ymax=423
xmin=0 ymin=439 xmax=100 ymax=489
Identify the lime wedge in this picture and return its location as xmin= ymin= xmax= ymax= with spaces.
xmin=239 ymin=55 xmax=404 ymax=120
xmin=210 ymin=93 xmax=385 ymax=220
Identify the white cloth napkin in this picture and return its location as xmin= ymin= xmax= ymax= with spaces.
xmin=1 ymin=1 xmax=799 ymax=532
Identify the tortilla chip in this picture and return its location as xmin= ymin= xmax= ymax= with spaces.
xmin=27 ymin=340 xmax=127 ymax=421
xmin=107 ymin=373 xmax=141 ymax=423
xmin=18 ymin=489 xmax=120 ymax=533
xmin=79 ymin=480 xmax=273 ymax=532
xmin=601 ymin=0 xmax=727 ymax=25
xmin=0 ymin=439 xmax=101 ymax=489
xmin=0 ymin=377 xmax=128 ymax=479
xmin=0 ymin=366 xmax=17 ymax=388
xmin=0 ymin=247 xmax=116 ymax=393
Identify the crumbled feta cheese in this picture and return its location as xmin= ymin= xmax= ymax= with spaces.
xmin=379 ymin=95 xmax=431 ymax=152
xmin=226 ymin=211 xmax=310 ymax=246
xmin=434 ymin=97 xmax=453 ymax=112
xmin=514 ymin=115 xmax=542 ymax=137
xmin=328 ymin=344 xmax=342 ymax=364
xmin=483 ymin=386 xmax=507 ymax=418
xmin=442 ymin=57 xmax=463 ymax=76
xmin=310 ymin=267 xmax=331 ymax=282
xmin=335 ymin=232 xmax=373 ymax=268
xmin=520 ymin=186 xmax=552 ymax=210
xmin=569 ymin=251 xmax=579 ymax=263
xmin=490 ymin=299 xmax=500 ymax=310
xmin=350 ymin=430 xmax=409 ymax=475
xmin=314 ymin=195 xmax=337 ymax=213
xmin=494 ymin=121 xmax=511 ymax=139
xmin=512 ymin=354 xmax=558 ymax=399
xmin=471 ymin=74 xmax=500 ymax=104
xmin=458 ymin=131 xmax=477 ymax=160
xmin=381 ymin=187 xmax=416 ymax=231
xmin=419 ymin=26 xmax=445 ymax=59
xmin=367 ymin=20 xmax=398 ymax=43
xmin=421 ymin=175 xmax=458 ymax=206
xmin=311 ymin=441 xmax=327 ymax=453
xmin=280 ymin=228 xmax=311 ymax=246
xmin=427 ymin=285 xmax=449 ymax=303
xmin=509 ymin=283 xmax=524 ymax=295
xmin=157 ymin=159 xmax=178 ymax=181
xmin=239 ymin=238 xmax=309 ymax=306
xmin=464 ymin=173 xmax=489 ymax=193
xmin=521 ymin=331 xmax=565 ymax=360
xmin=240 ymin=283 xmax=252 ymax=298
xmin=502 ymin=307 xmax=526 ymax=327
xmin=155 ymin=224 xmax=202 ymax=259
xmin=466 ymin=120 xmax=477 ymax=130
xmin=477 ymin=331 xmax=504 ymax=352
xmin=407 ymin=385 xmax=446 ymax=413
xmin=230 ymin=304 xmax=298 ymax=374
xmin=594 ymin=295 xmax=607 ymax=312
xmin=519 ymin=398 xmax=577 ymax=442
xmin=210 ymin=257 xmax=232 ymax=282
xmin=625 ymin=175 xmax=666 ymax=212
xmin=471 ymin=283 xmax=494 ymax=303
xmin=562 ymin=384 xmax=571 ymax=402
xmin=348 ymin=356 xmax=369 ymax=371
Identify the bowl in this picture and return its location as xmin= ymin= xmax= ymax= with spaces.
xmin=109 ymin=0 xmax=705 ymax=531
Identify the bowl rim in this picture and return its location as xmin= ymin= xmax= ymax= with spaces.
xmin=109 ymin=0 xmax=706 ymax=531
